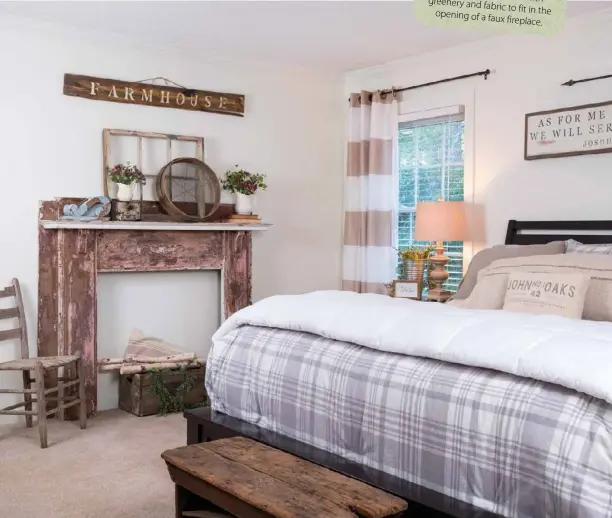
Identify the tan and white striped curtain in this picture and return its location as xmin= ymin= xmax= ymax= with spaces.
xmin=342 ymin=90 xmax=398 ymax=294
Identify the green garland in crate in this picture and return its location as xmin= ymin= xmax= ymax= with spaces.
xmin=149 ymin=367 xmax=199 ymax=416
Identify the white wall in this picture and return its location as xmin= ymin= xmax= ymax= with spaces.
xmin=345 ymin=10 xmax=612 ymax=250
xmin=0 ymin=14 xmax=344 ymax=417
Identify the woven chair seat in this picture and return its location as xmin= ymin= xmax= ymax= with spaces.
xmin=0 ymin=356 xmax=79 ymax=371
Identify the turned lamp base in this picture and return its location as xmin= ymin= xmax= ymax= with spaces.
xmin=426 ymin=241 xmax=452 ymax=303
xmin=426 ymin=287 xmax=452 ymax=302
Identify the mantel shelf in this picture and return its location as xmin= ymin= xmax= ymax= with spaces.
xmin=40 ymin=220 xmax=272 ymax=231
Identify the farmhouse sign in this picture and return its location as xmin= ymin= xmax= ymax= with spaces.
xmin=525 ymin=100 xmax=612 ymax=160
xmin=63 ymin=73 xmax=244 ymax=117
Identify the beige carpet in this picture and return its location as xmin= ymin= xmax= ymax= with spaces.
xmin=0 ymin=409 xmax=185 ymax=518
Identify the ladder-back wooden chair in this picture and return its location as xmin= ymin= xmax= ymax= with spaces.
xmin=0 ymin=278 xmax=87 ymax=448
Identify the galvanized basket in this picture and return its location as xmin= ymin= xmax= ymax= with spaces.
xmin=402 ymin=258 xmax=426 ymax=283
xmin=402 ymin=258 xmax=426 ymax=300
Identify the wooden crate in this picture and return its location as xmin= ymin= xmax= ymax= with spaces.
xmin=119 ymin=365 xmax=208 ymax=417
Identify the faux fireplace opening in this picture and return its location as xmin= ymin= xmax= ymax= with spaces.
xmin=96 ymin=270 xmax=221 ymax=411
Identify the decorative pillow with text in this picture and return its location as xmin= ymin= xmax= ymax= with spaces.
xmin=502 ymin=272 xmax=590 ymax=319
xmin=451 ymin=241 xmax=566 ymax=301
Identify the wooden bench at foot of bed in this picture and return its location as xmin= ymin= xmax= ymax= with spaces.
xmin=162 ymin=436 xmax=408 ymax=518
xmin=184 ymin=408 xmax=504 ymax=518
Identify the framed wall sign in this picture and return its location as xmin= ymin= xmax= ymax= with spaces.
xmin=525 ymin=100 xmax=612 ymax=160
xmin=392 ymin=280 xmax=421 ymax=300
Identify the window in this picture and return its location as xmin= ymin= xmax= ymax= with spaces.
xmin=397 ymin=110 xmax=465 ymax=292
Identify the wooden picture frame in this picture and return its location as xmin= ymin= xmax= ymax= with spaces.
xmin=391 ymin=280 xmax=421 ymax=300
xmin=102 ymin=129 xmax=204 ymax=202
xmin=525 ymin=100 xmax=612 ymax=160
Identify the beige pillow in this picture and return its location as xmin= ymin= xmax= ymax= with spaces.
xmin=451 ymin=241 xmax=566 ymax=301
xmin=503 ymin=272 xmax=590 ymax=319
xmin=456 ymin=253 xmax=612 ymax=321
xmin=447 ymin=274 xmax=509 ymax=309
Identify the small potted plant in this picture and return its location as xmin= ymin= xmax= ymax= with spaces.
xmin=398 ymin=244 xmax=435 ymax=284
xmin=106 ymin=161 xmax=146 ymax=202
xmin=220 ymin=165 xmax=267 ymax=215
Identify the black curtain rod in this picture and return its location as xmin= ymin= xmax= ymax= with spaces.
xmin=382 ymin=68 xmax=490 ymax=96
xmin=349 ymin=69 xmax=490 ymax=101
xmin=562 ymin=73 xmax=612 ymax=87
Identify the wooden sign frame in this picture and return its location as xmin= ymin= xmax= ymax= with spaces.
xmin=525 ymin=100 xmax=612 ymax=160
xmin=64 ymin=73 xmax=244 ymax=117
xmin=391 ymin=279 xmax=422 ymax=300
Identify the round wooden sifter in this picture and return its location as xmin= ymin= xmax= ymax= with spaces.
xmin=156 ymin=157 xmax=221 ymax=222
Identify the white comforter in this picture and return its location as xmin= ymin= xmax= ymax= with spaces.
xmin=213 ymin=290 xmax=612 ymax=404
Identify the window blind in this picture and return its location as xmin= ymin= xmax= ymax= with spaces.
xmin=397 ymin=114 xmax=465 ymax=292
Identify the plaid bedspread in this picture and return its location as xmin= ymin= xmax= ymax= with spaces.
xmin=205 ymin=325 xmax=612 ymax=518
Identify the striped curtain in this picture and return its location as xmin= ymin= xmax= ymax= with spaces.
xmin=342 ymin=90 xmax=398 ymax=294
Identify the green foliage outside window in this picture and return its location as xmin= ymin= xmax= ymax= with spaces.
xmin=397 ymin=117 xmax=465 ymax=294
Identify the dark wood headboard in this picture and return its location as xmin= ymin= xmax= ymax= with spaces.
xmin=505 ymin=220 xmax=612 ymax=245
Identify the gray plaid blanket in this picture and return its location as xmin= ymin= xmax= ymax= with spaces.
xmin=206 ymin=324 xmax=612 ymax=518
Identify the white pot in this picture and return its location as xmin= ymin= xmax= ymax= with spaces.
xmin=235 ymin=193 xmax=255 ymax=215
xmin=116 ymin=183 xmax=133 ymax=202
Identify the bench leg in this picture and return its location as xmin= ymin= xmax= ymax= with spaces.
xmin=176 ymin=485 xmax=210 ymax=518
xmin=35 ymin=362 xmax=48 ymax=449
xmin=22 ymin=370 xmax=33 ymax=428
xmin=175 ymin=485 xmax=188 ymax=518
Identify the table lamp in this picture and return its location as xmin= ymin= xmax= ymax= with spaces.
xmin=414 ymin=199 xmax=468 ymax=302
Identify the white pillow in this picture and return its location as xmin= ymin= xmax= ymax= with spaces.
xmin=502 ymin=272 xmax=590 ymax=319
xmin=566 ymin=239 xmax=612 ymax=255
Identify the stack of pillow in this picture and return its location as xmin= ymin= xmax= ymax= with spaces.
xmin=447 ymin=240 xmax=612 ymax=320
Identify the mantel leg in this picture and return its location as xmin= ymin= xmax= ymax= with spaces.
xmin=58 ymin=229 xmax=97 ymax=419
xmin=38 ymin=201 xmax=59 ymax=413
xmin=223 ymin=231 xmax=252 ymax=318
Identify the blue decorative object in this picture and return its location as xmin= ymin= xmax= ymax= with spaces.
xmin=60 ymin=197 xmax=111 ymax=220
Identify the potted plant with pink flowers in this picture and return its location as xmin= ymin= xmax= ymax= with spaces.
xmin=220 ymin=165 xmax=267 ymax=215
xmin=106 ymin=161 xmax=146 ymax=202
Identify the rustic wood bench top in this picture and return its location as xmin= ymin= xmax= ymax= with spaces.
xmin=162 ymin=436 xmax=408 ymax=518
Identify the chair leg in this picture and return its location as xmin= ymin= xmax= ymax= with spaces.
xmin=35 ymin=362 xmax=48 ymax=448
xmin=58 ymin=366 xmax=64 ymax=422
xmin=22 ymin=370 xmax=33 ymax=428
xmin=76 ymin=357 xmax=87 ymax=430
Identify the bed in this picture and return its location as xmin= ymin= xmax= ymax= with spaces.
xmin=203 ymin=220 xmax=612 ymax=518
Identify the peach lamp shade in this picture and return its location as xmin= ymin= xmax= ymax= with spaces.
xmin=414 ymin=200 xmax=468 ymax=242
